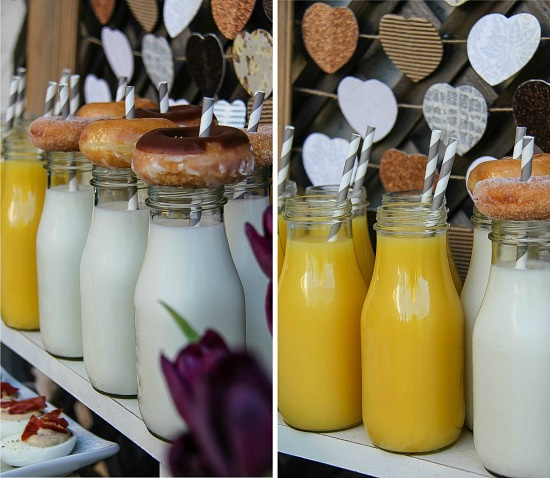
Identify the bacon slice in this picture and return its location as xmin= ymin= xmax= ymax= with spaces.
xmin=1 ymin=382 xmax=19 ymax=397
xmin=0 ymin=396 xmax=46 ymax=415
xmin=21 ymin=409 xmax=70 ymax=441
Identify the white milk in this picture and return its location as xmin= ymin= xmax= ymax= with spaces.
xmin=224 ymin=197 xmax=272 ymax=372
xmin=36 ymin=185 xmax=93 ymax=358
xmin=473 ymin=264 xmax=550 ymax=478
xmin=80 ymin=202 xmax=149 ymax=395
xmin=134 ymin=220 xmax=245 ymax=440
xmin=460 ymin=225 xmax=491 ymax=430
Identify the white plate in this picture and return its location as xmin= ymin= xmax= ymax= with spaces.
xmin=1 ymin=368 xmax=120 ymax=477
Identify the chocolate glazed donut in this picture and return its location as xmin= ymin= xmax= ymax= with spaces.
xmin=135 ymin=105 xmax=204 ymax=127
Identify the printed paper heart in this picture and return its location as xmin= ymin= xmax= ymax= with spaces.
xmin=211 ymin=0 xmax=256 ymax=40
xmin=186 ymin=33 xmax=226 ymax=97
xmin=101 ymin=27 xmax=134 ymax=80
xmin=142 ymin=34 xmax=174 ymax=91
xmin=213 ymin=99 xmax=247 ymax=128
xmin=169 ymin=98 xmax=190 ymax=106
xmin=379 ymin=15 xmax=443 ymax=83
xmin=513 ymin=79 xmax=550 ymax=153
xmin=91 ymin=0 xmax=115 ymax=25
xmin=163 ymin=0 xmax=202 ymax=39
xmin=467 ymin=13 xmax=541 ymax=86
xmin=301 ymin=3 xmax=358 ymax=74
xmin=379 ymin=149 xmax=433 ymax=193
xmin=232 ymin=29 xmax=273 ymax=98
xmin=263 ymin=0 xmax=272 ymax=22
xmin=127 ymin=0 xmax=158 ymax=32
xmin=302 ymin=133 xmax=351 ymax=186
xmin=465 ymin=156 xmax=497 ymax=199
xmin=337 ymin=77 xmax=398 ymax=142
xmin=422 ymin=83 xmax=488 ymax=155
xmin=84 ymin=74 xmax=112 ymax=103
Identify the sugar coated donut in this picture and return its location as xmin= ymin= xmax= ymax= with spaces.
xmin=76 ymin=98 xmax=157 ymax=119
xmin=79 ymin=118 xmax=177 ymax=169
xmin=135 ymin=105 xmax=203 ymax=126
xmin=243 ymin=124 xmax=272 ymax=169
xmin=473 ymin=175 xmax=550 ymax=220
xmin=132 ymin=125 xmax=254 ymax=188
xmin=28 ymin=116 xmax=98 ymax=152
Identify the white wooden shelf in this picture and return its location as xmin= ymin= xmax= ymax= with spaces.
xmin=1 ymin=322 xmax=170 ymax=468
xmin=278 ymin=414 xmax=492 ymax=478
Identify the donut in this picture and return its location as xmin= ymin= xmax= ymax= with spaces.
xmin=28 ymin=116 xmax=98 ymax=152
xmin=467 ymin=153 xmax=550 ymax=194
xmin=132 ymin=125 xmax=254 ymax=188
xmin=473 ymin=176 xmax=550 ymax=220
xmin=243 ymin=124 xmax=272 ymax=169
xmin=135 ymin=105 xmax=203 ymax=126
xmin=79 ymin=118 xmax=177 ymax=169
xmin=76 ymin=98 xmax=157 ymax=119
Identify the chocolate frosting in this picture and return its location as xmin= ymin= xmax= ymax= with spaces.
xmin=135 ymin=105 xmax=202 ymax=125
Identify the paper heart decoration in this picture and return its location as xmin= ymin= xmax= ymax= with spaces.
xmin=379 ymin=15 xmax=443 ymax=83
xmin=92 ymin=0 xmax=115 ymax=25
xmin=169 ymin=98 xmax=190 ymax=106
xmin=465 ymin=156 xmax=497 ymax=199
xmin=379 ymin=149 xmax=434 ymax=193
xmin=445 ymin=0 xmax=468 ymax=5
xmin=142 ymin=34 xmax=174 ymax=91
xmin=302 ymin=133 xmax=351 ymax=186
xmin=301 ymin=3 xmax=358 ymax=74
xmin=186 ymin=33 xmax=226 ymax=97
xmin=467 ymin=13 xmax=541 ymax=86
xmin=84 ymin=74 xmax=112 ymax=103
xmin=422 ymin=83 xmax=488 ymax=155
xmin=263 ymin=0 xmax=272 ymax=22
xmin=211 ymin=0 xmax=256 ymax=40
xmin=101 ymin=27 xmax=134 ymax=80
xmin=513 ymin=79 xmax=550 ymax=153
xmin=337 ymin=77 xmax=398 ymax=142
xmin=126 ymin=0 xmax=158 ymax=32
xmin=163 ymin=0 xmax=202 ymax=38
xmin=232 ymin=29 xmax=273 ymax=98
xmin=213 ymin=99 xmax=247 ymax=128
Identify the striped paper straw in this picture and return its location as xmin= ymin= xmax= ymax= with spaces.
xmin=5 ymin=75 xmax=20 ymax=131
xmin=278 ymin=125 xmax=295 ymax=196
xmin=422 ymin=129 xmax=441 ymax=202
xmin=521 ymin=135 xmax=534 ymax=182
xmin=44 ymin=81 xmax=57 ymax=117
xmin=125 ymin=86 xmax=135 ymax=119
xmin=431 ymin=137 xmax=458 ymax=211
xmin=69 ymin=74 xmax=80 ymax=116
xmin=116 ymin=76 xmax=128 ymax=102
xmin=512 ymin=126 xmax=527 ymax=160
xmin=158 ymin=82 xmax=169 ymax=113
xmin=328 ymin=134 xmax=361 ymax=242
xmin=199 ymin=97 xmax=214 ymax=137
xmin=58 ymin=83 xmax=70 ymax=119
xmin=55 ymin=69 xmax=71 ymax=115
xmin=352 ymin=125 xmax=375 ymax=193
xmin=15 ymin=67 xmax=26 ymax=119
xmin=247 ymin=91 xmax=265 ymax=132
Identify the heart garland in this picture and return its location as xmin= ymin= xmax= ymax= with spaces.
xmin=84 ymin=74 xmax=112 ymax=103
xmin=513 ymin=79 xmax=550 ymax=153
xmin=302 ymin=133 xmax=352 ymax=186
xmin=213 ymin=100 xmax=247 ymax=128
xmin=379 ymin=149 xmax=432 ymax=193
xmin=169 ymin=98 xmax=190 ymax=106
xmin=141 ymin=34 xmax=174 ymax=90
xmin=163 ymin=0 xmax=202 ymax=39
xmin=126 ymin=0 xmax=158 ymax=32
xmin=91 ymin=0 xmax=115 ymax=25
xmin=186 ymin=33 xmax=226 ymax=97
xmin=101 ymin=27 xmax=134 ymax=80
xmin=211 ymin=0 xmax=256 ymax=40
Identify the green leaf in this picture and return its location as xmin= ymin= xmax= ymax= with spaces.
xmin=160 ymin=301 xmax=200 ymax=343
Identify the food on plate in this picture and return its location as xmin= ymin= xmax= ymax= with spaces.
xmin=1 ymin=382 xmax=19 ymax=399
xmin=1 ymin=396 xmax=47 ymax=439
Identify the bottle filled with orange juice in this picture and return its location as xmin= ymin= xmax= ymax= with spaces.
xmin=279 ymin=196 xmax=367 ymax=431
xmin=361 ymin=201 xmax=464 ymax=453
xmin=306 ymin=185 xmax=375 ymax=286
xmin=1 ymin=136 xmax=46 ymax=330
xmin=277 ymin=179 xmax=297 ymax=276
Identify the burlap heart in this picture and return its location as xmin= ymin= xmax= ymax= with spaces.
xmin=127 ymin=0 xmax=158 ymax=33
xmin=380 ymin=149 xmax=438 ymax=193
xmin=91 ymin=0 xmax=115 ymax=25
xmin=211 ymin=0 xmax=256 ymax=40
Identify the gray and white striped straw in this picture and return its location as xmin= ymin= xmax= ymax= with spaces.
xmin=422 ymin=129 xmax=441 ymax=202
xmin=4 ymin=75 xmax=20 ymax=131
xmin=247 ymin=90 xmax=265 ymax=132
xmin=58 ymin=83 xmax=70 ymax=119
xmin=44 ymin=81 xmax=57 ymax=117
xmin=328 ymin=133 xmax=361 ymax=242
xmin=521 ymin=135 xmax=534 ymax=182
xmin=69 ymin=74 xmax=80 ymax=116
xmin=55 ymin=69 xmax=71 ymax=115
xmin=15 ymin=67 xmax=27 ymax=119
xmin=513 ymin=127 xmax=527 ymax=160
xmin=199 ymin=97 xmax=215 ymax=137
xmin=431 ymin=137 xmax=458 ymax=211
xmin=158 ymin=82 xmax=169 ymax=113
xmin=352 ymin=125 xmax=375 ymax=193
xmin=278 ymin=125 xmax=295 ymax=196
xmin=125 ymin=86 xmax=135 ymax=119
xmin=116 ymin=76 xmax=128 ymax=102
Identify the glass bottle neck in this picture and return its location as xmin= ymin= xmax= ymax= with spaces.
xmin=224 ymin=167 xmax=271 ymax=200
xmin=305 ymin=185 xmax=368 ymax=214
xmin=470 ymin=206 xmax=491 ymax=230
xmin=45 ymin=152 xmax=92 ymax=190
xmin=90 ymin=166 xmax=147 ymax=210
xmin=2 ymin=135 xmax=43 ymax=161
xmin=375 ymin=202 xmax=448 ymax=236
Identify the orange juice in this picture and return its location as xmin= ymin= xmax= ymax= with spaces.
xmin=277 ymin=233 xmax=284 ymax=277
xmin=278 ymin=212 xmax=287 ymax=252
xmin=352 ymin=215 xmax=375 ymax=285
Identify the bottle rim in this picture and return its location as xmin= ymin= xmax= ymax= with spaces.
xmin=490 ymin=218 xmax=550 ymax=245
xmin=90 ymin=166 xmax=146 ymax=189
xmin=146 ymin=185 xmax=227 ymax=210
xmin=283 ymin=195 xmax=352 ymax=222
xmin=375 ymin=202 xmax=449 ymax=235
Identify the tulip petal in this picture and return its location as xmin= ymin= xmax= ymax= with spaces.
xmin=245 ymin=223 xmax=272 ymax=277
xmin=169 ymin=433 xmax=215 ymax=477
xmin=265 ymin=280 xmax=273 ymax=335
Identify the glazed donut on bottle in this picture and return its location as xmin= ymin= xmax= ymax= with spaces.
xmin=135 ymin=105 xmax=204 ymax=126
xmin=243 ymin=124 xmax=272 ymax=169
xmin=132 ymin=125 xmax=254 ymax=188
xmin=467 ymin=154 xmax=550 ymax=194
xmin=79 ymin=118 xmax=177 ymax=169
xmin=76 ymin=98 xmax=157 ymax=119
xmin=28 ymin=116 xmax=98 ymax=151
xmin=473 ymin=175 xmax=550 ymax=220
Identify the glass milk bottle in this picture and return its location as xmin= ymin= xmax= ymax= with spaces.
xmin=36 ymin=153 xmax=93 ymax=357
xmin=279 ymin=196 xmax=367 ymax=431
xmin=1 ymin=137 xmax=46 ymax=330
xmin=80 ymin=167 xmax=149 ymax=396
xmin=362 ymin=201 xmax=464 ymax=453
xmin=224 ymin=168 xmax=271 ymax=372
xmin=134 ymin=186 xmax=245 ymax=440
xmin=460 ymin=206 xmax=492 ymax=430
xmin=278 ymin=180 xmax=297 ymax=276
xmin=473 ymin=219 xmax=550 ymax=478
